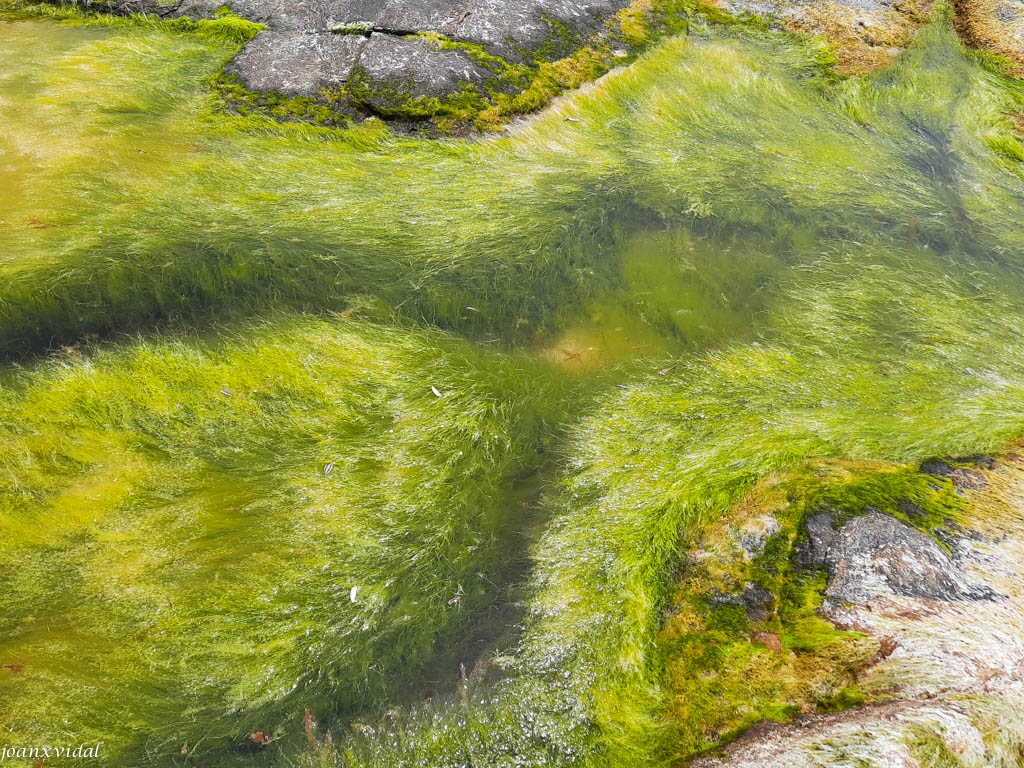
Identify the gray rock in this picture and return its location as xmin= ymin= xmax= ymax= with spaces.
xmin=374 ymin=0 xmax=465 ymax=36
xmin=821 ymin=512 xmax=997 ymax=604
xmin=230 ymin=31 xmax=366 ymax=95
xmin=795 ymin=512 xmax=836 ymax=570
xmin=356 ymin=34 xmax=491 ymax=101
xmin=739 ymin=532 xmax=767 ymax=559
xmin=920 ymin=458 xmax=956 ymax=477
xmin=736 ymin=514 xmax=781 ymax=561
xmin=168 ymin=0 xmax=225 ymax=17
xmin=453 ymin=0 xmax=628 ymax=59
xmin=896 ymin=497 xmax=925 ymax=518
xmin=996 ymin=3 xmax=1021 ymax=22
xmin=920 ymin=457 xmax=989 ymax=492
xmin=951 ymin=468 xmax=988 ymax=491
xmin=88 ymin=0 xmax=631 ymax=107
xmin=740 ymin=582 xmax=776 ymax=621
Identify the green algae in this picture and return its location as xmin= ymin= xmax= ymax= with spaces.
xmin=1 ymin=4 xmax=1024 ymax=768
xmin=656 ymin=457 xmax=978 ymax=761
xmin=906 ymin=724 xmax=967 ymax=768
xmin=0 ymin=317 xmax=574 ymax=764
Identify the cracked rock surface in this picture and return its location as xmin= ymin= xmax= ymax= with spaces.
xmin=100 ymin=0 xmax=632 ymax=98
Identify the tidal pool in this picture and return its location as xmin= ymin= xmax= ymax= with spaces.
xmin=1 ymin=6 xmax=1024 ymax=767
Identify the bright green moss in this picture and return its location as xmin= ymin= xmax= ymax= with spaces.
xmin=18 ymin=1 xmax=264 ymax=41
xmin=214 ymin=72 xmax=355 ymax=128
xmin=800 ymin=466 xmax=968 ymax=543
xmin=656 ymin=465 xmax=896 ymax=760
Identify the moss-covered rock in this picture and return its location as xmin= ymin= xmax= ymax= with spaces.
xmin=668 ymin=453 xmax=1024 ymax=767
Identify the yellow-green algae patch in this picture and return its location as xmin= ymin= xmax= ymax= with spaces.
xmin=1 ymin=5 xmax=1024 ymax=768
xmin=0 ymin=317 xmax=573 ymax=763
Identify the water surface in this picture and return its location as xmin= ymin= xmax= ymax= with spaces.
xmin=1 ymin=10 xmax=1024 ymax=767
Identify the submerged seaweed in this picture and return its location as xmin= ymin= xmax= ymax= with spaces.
xmin=1 ymin=3 xmax=1024 ymax=767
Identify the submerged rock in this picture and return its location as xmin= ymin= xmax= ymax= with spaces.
xmin=820 ymin=511 xmax=997 ymax=603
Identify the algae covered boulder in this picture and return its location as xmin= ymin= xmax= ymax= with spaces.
xmin=84 ymin=0 xmax=637 ymax=126
xmin=684 ymin=457 xmax=1024 ymax=767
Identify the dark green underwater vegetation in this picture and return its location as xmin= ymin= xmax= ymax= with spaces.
xmin=2 ymin=2 xmax=1024 ymax=766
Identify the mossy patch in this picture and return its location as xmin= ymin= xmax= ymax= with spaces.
xmin=799 ymin=462 xmax=968 ymax=543
xmin=658 ymin=457 xmax=975 ymax=759
xmin=953 ymin=0 xmax=1024 ymax=74
xmin=214 ymin=72 xmax=356 ymax=128
xmin=906 ymin=723 xmax=967 ymax=767
xmin=659 ymin=469 xmax=872 ymax=759
xmin=18 ymin=0 xmax=264 ymax=42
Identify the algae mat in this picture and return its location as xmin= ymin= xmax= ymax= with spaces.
xmin=2 ymin=6 xmax=1024 ymax=767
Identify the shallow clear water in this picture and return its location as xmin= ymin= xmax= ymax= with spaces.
xmin=1 ymin=9 xmax=1024 ymax=768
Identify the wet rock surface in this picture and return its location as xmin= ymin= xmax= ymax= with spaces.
xmin=801 ymin=510 xmax=998 ymax=603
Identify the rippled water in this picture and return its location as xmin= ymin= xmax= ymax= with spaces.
xmin=1 ymin=9 xmax=1024 ymax=767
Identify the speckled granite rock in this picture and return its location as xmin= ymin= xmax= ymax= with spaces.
xmin=355 ymin=33 xmax=491 ymax=101
xmin=229 ymin=30 xmax=366 ymax=93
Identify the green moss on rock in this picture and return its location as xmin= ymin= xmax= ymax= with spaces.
xmin=658 ymin=457 xmax=978 ymax=760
